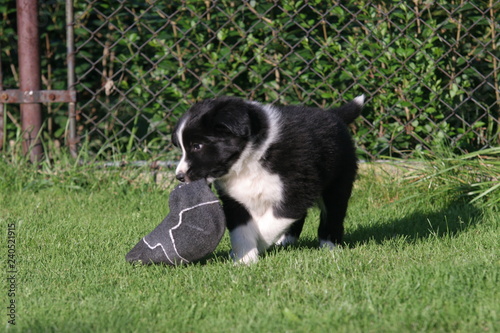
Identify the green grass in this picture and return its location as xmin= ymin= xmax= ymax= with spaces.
xmin=1 ymin=156 xmax=498 ymax=332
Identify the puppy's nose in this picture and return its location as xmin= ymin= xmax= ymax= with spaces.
xmin=176 ymin=172 xmax=186 ymax=182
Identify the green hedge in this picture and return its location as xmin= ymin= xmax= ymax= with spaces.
xmin=1 ymin=1 xmax=499 ymax=159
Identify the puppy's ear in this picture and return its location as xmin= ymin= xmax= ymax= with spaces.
xmin=171 ymin=122 xmax=180 ymax=147
xmin=171 ymin=131 xmax=178 ymax=147
xmin=213 ymin=108 xmax=251 ymax=138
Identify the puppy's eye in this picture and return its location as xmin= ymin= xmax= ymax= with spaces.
xmin=192 ymin=143 xmax=203 ymax=151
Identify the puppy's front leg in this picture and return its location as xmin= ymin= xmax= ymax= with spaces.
xmin=218 ymin=190 xmax=262 ymax=264
xmin=229 ymin=223 xmax=260 ymax=265
xmin=230 ymin=212 xmax=297 ymax=265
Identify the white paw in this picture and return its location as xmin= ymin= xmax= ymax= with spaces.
xmin=233 ymin=248 xmax=259 ymax=265
xmin=319 ymin=240 xmax=338 ymax=250
xmin=275 ymin=234 xmax=298 ymax=247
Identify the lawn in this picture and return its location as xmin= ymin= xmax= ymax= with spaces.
xmin=1 ymin=158 xmax=498 ymax=332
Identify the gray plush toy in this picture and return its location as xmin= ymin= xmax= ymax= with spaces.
xmin=126 ymin=179 xmax=226 ymax=265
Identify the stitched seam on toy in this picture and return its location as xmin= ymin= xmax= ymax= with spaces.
xmin=170 ymin=200 xmax=220 ymax=263
xmin=141 ymin=200 xmax=220 ymax=265
xmin=142 ymin=237 xmax=175 ymax=265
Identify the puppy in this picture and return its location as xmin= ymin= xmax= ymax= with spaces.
xmin=172 ymin=95 xmax=364 ymax=264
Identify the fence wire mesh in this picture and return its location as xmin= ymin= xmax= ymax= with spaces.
xmin=1 ymin=0 xmax=499 ymax=160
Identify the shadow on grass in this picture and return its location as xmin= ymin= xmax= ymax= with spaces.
xmin=268 ymin=198 xmax=483 ymax=251
xmin=345 ymin=198 xmax=482 ymax=247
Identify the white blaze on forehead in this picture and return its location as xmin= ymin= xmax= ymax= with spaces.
xmin=175 ymin=118 xmax=189 ymax=176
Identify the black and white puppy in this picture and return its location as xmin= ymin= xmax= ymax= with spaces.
xmin=172 ymin=95 xmax=364 ymax=264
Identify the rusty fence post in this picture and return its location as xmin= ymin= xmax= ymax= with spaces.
xmin=1 ymin=0 xmax=77 ymax=159
xmin=17 ymin=0 xmax=44 ymax=163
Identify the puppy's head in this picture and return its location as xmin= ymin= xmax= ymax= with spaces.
xmin=172 ymin=97 xmax=255 ymax=183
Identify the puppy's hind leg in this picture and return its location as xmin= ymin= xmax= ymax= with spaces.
xmin=318 ymin=175 xmax=355 ymax=249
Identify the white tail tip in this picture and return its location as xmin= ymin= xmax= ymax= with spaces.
xmin=353 ymin=94 xmax=365 ymax=106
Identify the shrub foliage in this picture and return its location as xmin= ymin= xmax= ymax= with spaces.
xmin=1 ymin=0 xmax=499 ymax=158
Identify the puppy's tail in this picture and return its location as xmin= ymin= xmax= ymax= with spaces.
xmin=331 ymin=95 xmax=365 ymax=124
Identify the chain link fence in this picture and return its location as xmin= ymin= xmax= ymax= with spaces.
xmin=1 ymin=1 xmax=499 ymax=160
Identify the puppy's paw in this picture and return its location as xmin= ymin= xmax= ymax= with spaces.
xmin=232 ymin=248 xmax=259 ymax=265
xmin=275 ymin=234 xmax=298 ymax=247
xmin=319 ymin=239 xmax=339 ymax=250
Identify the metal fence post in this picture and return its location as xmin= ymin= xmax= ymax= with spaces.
xmin=16 ymin=0 xmax=43 ymax=162
xmin=66 ymin=0 xmax=77 ymax=158
xmin=0 ymin=50 xmax=4 ymax=151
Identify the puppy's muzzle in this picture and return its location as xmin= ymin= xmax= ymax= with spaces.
xmin=176 ymin=172 xmax=188 ymax=183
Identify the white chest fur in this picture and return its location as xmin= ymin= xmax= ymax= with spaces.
xmin=216 ymin=103 xmax=298 ymax=263
xmin=218 ymin=102 xmax=284 ymax=219
xmin=218 ymin=154 xmax=283 ymax=218
xmin=219 ymin=159 xmax=295 ymax=262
